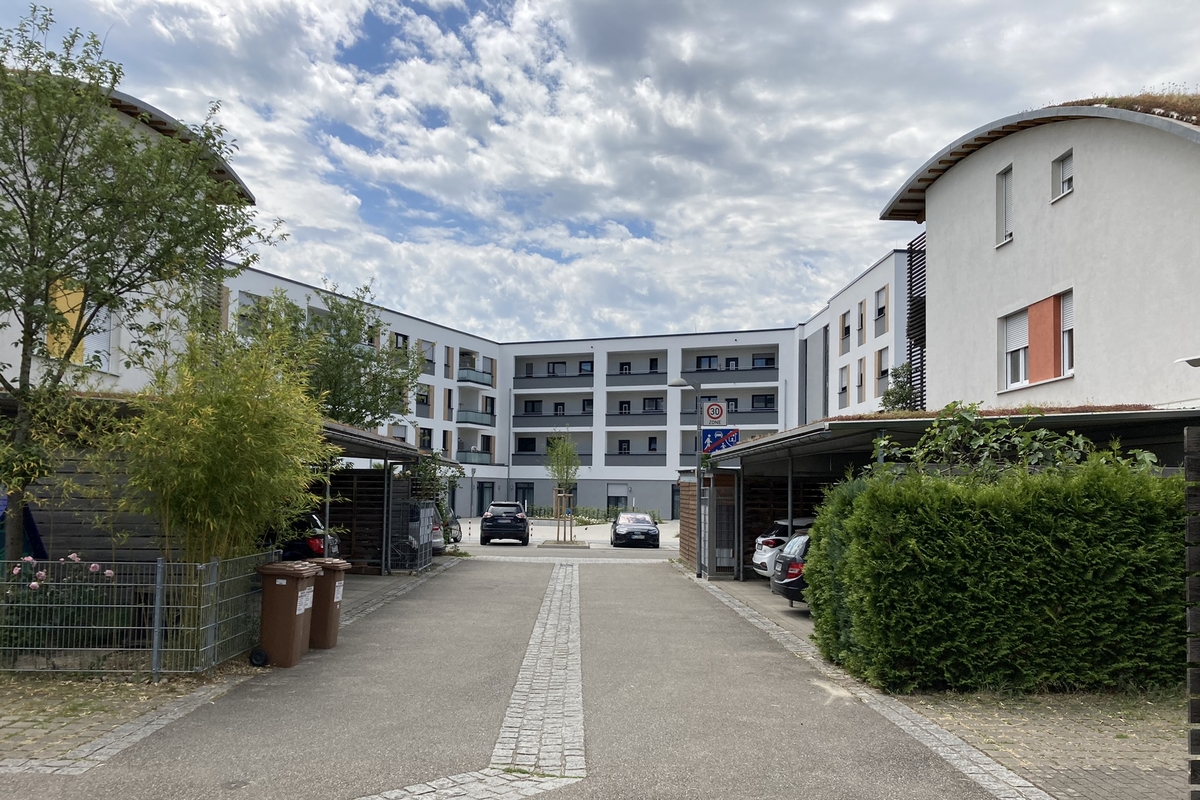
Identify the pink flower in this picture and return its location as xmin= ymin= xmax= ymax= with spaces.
xmin=103 ymin=570 xmax=114 ymax=578
xmin=28 ymin=581 xmax=39 ymax=590
xmin=10 ymin=566 xmax=19 ymax=575
xmin=22 ymin=556 xmax=34 ymax=563
xmin=67 ymin=553 xmax=81 ymax=562
xmin=89 ymin=563 xmax=100 ymax=573
xmin=59 ymin=558 xmax=65 ymax=562
xmin=35 ymin=571 xmax=45 ymax=580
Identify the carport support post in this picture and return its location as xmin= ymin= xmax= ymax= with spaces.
xmin=787 ymin=458 xmax=794 ymax=540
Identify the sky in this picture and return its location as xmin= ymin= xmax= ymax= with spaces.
xmin=30 ymin=0 xmax=1200 ymax=341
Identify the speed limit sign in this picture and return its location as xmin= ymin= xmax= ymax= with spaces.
xmin=704 ymin=402 xmax=726 ymax=426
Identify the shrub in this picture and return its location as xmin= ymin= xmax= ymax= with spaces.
xmin=807 ymin=459 xmax=1184 ymax=693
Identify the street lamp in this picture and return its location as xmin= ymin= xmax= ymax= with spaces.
xmin=669 ymin=376 xmax=704 ymax=578
xmin=469 ymin=467 xmax=477 ymax=517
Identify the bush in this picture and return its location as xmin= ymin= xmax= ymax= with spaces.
xmin=807 ymin=459 xmax=1184 ymax=693
xmin=524 ymin=505 xmax=663 ymax=525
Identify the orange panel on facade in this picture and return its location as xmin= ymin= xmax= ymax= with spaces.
xmin=1027 ymin=295 xmax=1062 ymax=384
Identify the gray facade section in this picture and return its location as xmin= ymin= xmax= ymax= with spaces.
xmin=806 ymin=326 xmax=828 ymax=424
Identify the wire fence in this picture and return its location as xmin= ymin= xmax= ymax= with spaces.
xmin=1 ymin=551 xmax=278 ymax=677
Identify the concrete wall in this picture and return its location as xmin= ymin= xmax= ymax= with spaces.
xmin=924 ymin=117 xmax=1200 ymax=409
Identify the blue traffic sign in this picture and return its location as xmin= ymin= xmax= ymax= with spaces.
xmin=702 ymin=428 xmax=740 ymax=454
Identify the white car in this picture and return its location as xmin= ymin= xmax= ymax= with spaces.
xmin=751 ymin=517 xmax=815 ymax=578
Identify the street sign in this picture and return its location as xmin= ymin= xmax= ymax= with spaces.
xmin=702 ymin=428 xmax=740 ymax=454
xmin=703 ymin=402 xmax=726 ymax=426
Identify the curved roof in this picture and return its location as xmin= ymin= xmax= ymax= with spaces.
xmin=880 ymin=105 xmax=1200 ymax=223
xmin=108 ymin=89 xmax=255 ymax=204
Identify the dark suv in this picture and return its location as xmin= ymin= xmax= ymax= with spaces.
xmin=480 ymin=502 xmax=530 ymax=545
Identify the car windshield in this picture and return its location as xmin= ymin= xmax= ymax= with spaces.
xmin=617 ymin=513 xmax=653 ymax=526
xmin=782 ymin=535 xmax=809 ymax=555
xmin=488 ymin=504 xmax=522 ymax=516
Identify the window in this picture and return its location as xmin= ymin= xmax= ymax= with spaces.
xmin=648 ymin=357 xmax=659 ymax=373
xmin=1061 ymin=290 xmax=1074 ymax=375
xmin=838 ymin=365 xmax=849 ymax=409
xmin=515 ymin=482 xmax=535 ymax=507
xmin=82 ymin=307 xmax=113 ymax=372
xmin=582 ymin=398 xmax=594 ymax=414
xmin=875 ymin=347 xmax=889 ymax=398
xmin=619 ymin=400 xmax=631 ymax=414
xmin=394 ymin=332 xmax=409 ymax=349
xmin=874 ymin=286 xmax=888 ymax=332
xmin=415 ymin=386 xmax=430 ymax=406
xmin=857 ymin=301 xmax=866 ymax=346
xmin=390 ymin=424 xmax=407 ymax=442
xmin=726 ymin=357 xmax=739 ymax=371
xmin=642 ymin=397 xmax=663 ymax=412
xmin=548 ymin=361 xmax=566 ymax=375
xmin=752 ymin=394 xmax=776 ymax=410
xmin=480 ymin=435 xmax=493 ymax=453
xmin=696 ymin=355 xmax=717 ymax=370
xmin=752 ymin=353 xmax=775 ymax=369
xmin=1053 ymin=151 xmax=1074 ymax=199
xmin=698 ymin=395 xmax=717 ymax=412
xmin=579 ymin=360 xmax=593 ymax=374
xmin=725 ymin=398 xmax=738 ymax=413
xmin=445 ymin=346 xmax=454 ymax=378
xmin=856 ymin=358 xmax=865 ymax=404
xmin=482 ymin=356 xmax=495 ymax=376
xmin=554 ymin=402 xmax=566 ymax=416
xmin=1005 ymin=310 xmax=1029 ymax=388
xmin=997 ymin=166 xmax=1014 ymax=243
xmin=525 ymin=362 xmax=533 ymax=377
xmin=648 ymin=436 xmax=658 ymax=452
xmin=839 ymin=312 xmax=850 ymax=355
xmin=484 ymin=396 xmax=496 ymax=415
xmin=443 ymin=430 xmax=451 ymax=453
xmin=517 ymin=437 xmax=537 ymax=453
xmin=419 ymin=428 xmax=432 ymax=450
xmin=523 ymin=400 xmax=543 ymax=414
xmin=619 ymin=361 xmax=632 ymax=374
xmin=618 ymin=439 xmax=631 ymax=454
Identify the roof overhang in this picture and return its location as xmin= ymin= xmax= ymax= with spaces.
xmin=323 ymin=420 xmax=420 ymax=463
xmin=711 ymin=408 xmax=1200 ymax=468
xmin=108 ymin=89 xmax=256 ymax=204
xmin=880 ymin=105 xmax=1200 ymax=223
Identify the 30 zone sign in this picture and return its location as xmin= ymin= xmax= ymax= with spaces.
xmin=704 ymin=402 xmax=726 ymax=425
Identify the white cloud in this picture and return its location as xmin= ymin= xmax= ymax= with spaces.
xmin=40 ymin=0 xmax=1200 ymax=340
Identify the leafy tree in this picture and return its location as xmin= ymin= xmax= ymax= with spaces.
xmin=0 ymin=8 xmax=272 ymax=560
xmin=546 ymin=430 xmax=580 ymax=493
xmin=304 ymin=282 xmax=426 ymax=429
xmin=408 ymin=451 xmax=464 ymax=522
xmin=120 ymin=294 xmax=338 ymax=562
xmin=879 ymin=361 xmax=919 ymax=412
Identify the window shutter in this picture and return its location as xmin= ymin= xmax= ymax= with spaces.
xmin=1060 ymin=291 xmax=1073 ymax=330
xmin=83 ymin=308 xmax=111 ymax=372
xmin=1060 ymin=154 xmax=1073 ymax=182
xmin=1005 ymin=310 xmax=1028 ymax=351
xmin=1003 ymin=170 xmax=1013 ymax=236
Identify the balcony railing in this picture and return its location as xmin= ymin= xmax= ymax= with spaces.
xmin=457 ymin=367 xmax=494 ymax=387
xmin=512 ymin=413 xmax=593 ymax=428
xmin=605 ymin=371 xmax=668 ymax=387
xmin=603 ymin=452 xmax=667 ymax=467
xmin=513 ymin=373 xmax=595 ymax=389
xmin=605 ymin=411 xmax=668 ymax=427
xmin=414 ymin=403 xmax=431 ymax=419
xmin=456 ymin=409 xmax=496 ymax=426
xmin=679 ymin=367 xmax=778 ymax=384
xmin=511 ymin=452 xmax=593 ymax=467
xmin=456 ymin=451 xmax=493 ymax=465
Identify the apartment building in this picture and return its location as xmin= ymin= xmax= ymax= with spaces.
xmin=881 ymin=104 xmax=1200 ymax=410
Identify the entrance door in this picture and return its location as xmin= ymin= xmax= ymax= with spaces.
xmin=671 ymin=485 xmax=680 ymax=520
xmin=476 ymin=482 xmax=494 ymax=516
xmin=515 ymin=482 xmax=534 ymax=510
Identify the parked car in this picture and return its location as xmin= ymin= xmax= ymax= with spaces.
xmin=750 ymin=517 xmax=814 ymax=578
xmin=275 ymin=513 xmax=340 ymax=561
xmin=442 ymin=509 xmax=462 ymax=543
xmin=610 ymin=512 xmax=660 ymax=548
xmin=480 ymin=502 xmax=530 ymax=545
xmin=770 ymin=533 xmax=812 ymax=605
xmin=430 ymin=513 xmax=447 ymax=555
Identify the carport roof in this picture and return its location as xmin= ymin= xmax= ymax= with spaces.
xmin=322 ymin=420 xmax=420 ymax=462
xmin=710 ymin=408 xmax=1200 ymax=466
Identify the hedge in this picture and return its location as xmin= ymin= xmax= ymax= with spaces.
xmin=806 ymin=459 xmax=1184 ymax=693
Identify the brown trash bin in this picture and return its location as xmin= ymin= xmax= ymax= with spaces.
xmin=255 ymin=561 xmax=320 ymax=667
xmin=307 ymin=558 xmax=352 ymax=649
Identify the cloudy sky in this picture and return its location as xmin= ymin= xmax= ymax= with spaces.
xmin=37 ymin=1 xmax=1200 ymax=341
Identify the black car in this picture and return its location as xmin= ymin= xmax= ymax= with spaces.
xmin=480 ymin=502 xmax=530 ymax=545
xmin=610 ymin=512 xmax=660 ymax=548
xmin=275 ymin=513 xmax=340 ymax=561
xmin=770 ymin=534 xmax=811 ymax=605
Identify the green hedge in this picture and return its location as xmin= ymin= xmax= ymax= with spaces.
xmin=807 ymin=460 xmax=1185 ymax=693
xmin=526 ymin=505 xmax=662 ymax=525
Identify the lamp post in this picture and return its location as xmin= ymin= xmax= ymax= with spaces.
xmin=469 ymin=467 xmax=477 ymax=517
xmin=669 ymin=376 xmax=704 ymax=578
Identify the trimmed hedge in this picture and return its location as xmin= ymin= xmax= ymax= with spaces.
xmin=807 ymin=460 xmax=1184 ymax=693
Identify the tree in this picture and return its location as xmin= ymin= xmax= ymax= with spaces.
xmin=120 ymin=294 xmax=338 ymax=562
xmin=408 ymin=451 xmax=464 ymax=522
xmin=545 ymin=431 xmax=580 ymax=493
xmin=0 ymin=8 xmax=272 ymax=560
xmin=879 ymin=361 xmax=919 ymax=412
xmin=304 ymin=282 xmax=426 ymax=429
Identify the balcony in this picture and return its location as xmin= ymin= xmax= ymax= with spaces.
xmin=456 ymin=451 xmax=494 ymax=465
xmin=605 ymin=411 xmax=668 ymax=428
xmin=604 ymin=452 xmax=667 ymax=467
xmin=458 ymin=367 xmax=494 ymax=387
xmin=679 ymin=367 xmax=778 ymax=385
xmin=512 ymin=413 xmax=593 ymax=428
xmin=415 ymin=403 xmax=431 ymax=419
xmin=605 ymin=371 xmax=668 ymax=387
xmin=513 ymin=372 xmax=595 ymax=390
xmin=512 ymin=452 xmax=593 ymax=467
xmin=456 ymin=409 xmax=496 ymax=427
xmin=422 ymin=359 xmax=436 ymax=376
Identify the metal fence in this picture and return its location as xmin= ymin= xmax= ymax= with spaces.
xmin=1 ymin=551 xmax=277 ymax=677
xmin=389 ymin=499 xmax=434 ymax=573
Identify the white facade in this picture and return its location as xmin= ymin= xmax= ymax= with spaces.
xmin=882 ymin=106 xmax=1200 ymax=411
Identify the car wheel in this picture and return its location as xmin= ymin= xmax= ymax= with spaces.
xmin=481 ymin=537 xmax=489 ymax=546
xmin=652 ymin=543 xmax=660 ymax=549
xmin=521 ymin=537 xmax=529 ymax=546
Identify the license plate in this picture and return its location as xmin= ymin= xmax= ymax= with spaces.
xmin=631 ymin=533 xmax=644 ymax=539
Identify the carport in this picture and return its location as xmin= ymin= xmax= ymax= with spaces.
xmin=689 ymin=408 xmax=1200 ymax=581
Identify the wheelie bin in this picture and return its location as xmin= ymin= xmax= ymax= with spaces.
xmin=307 ymin=557 xmax=352 ymax=649
xmin=254 ymin=561 xmax=320 ymax=667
